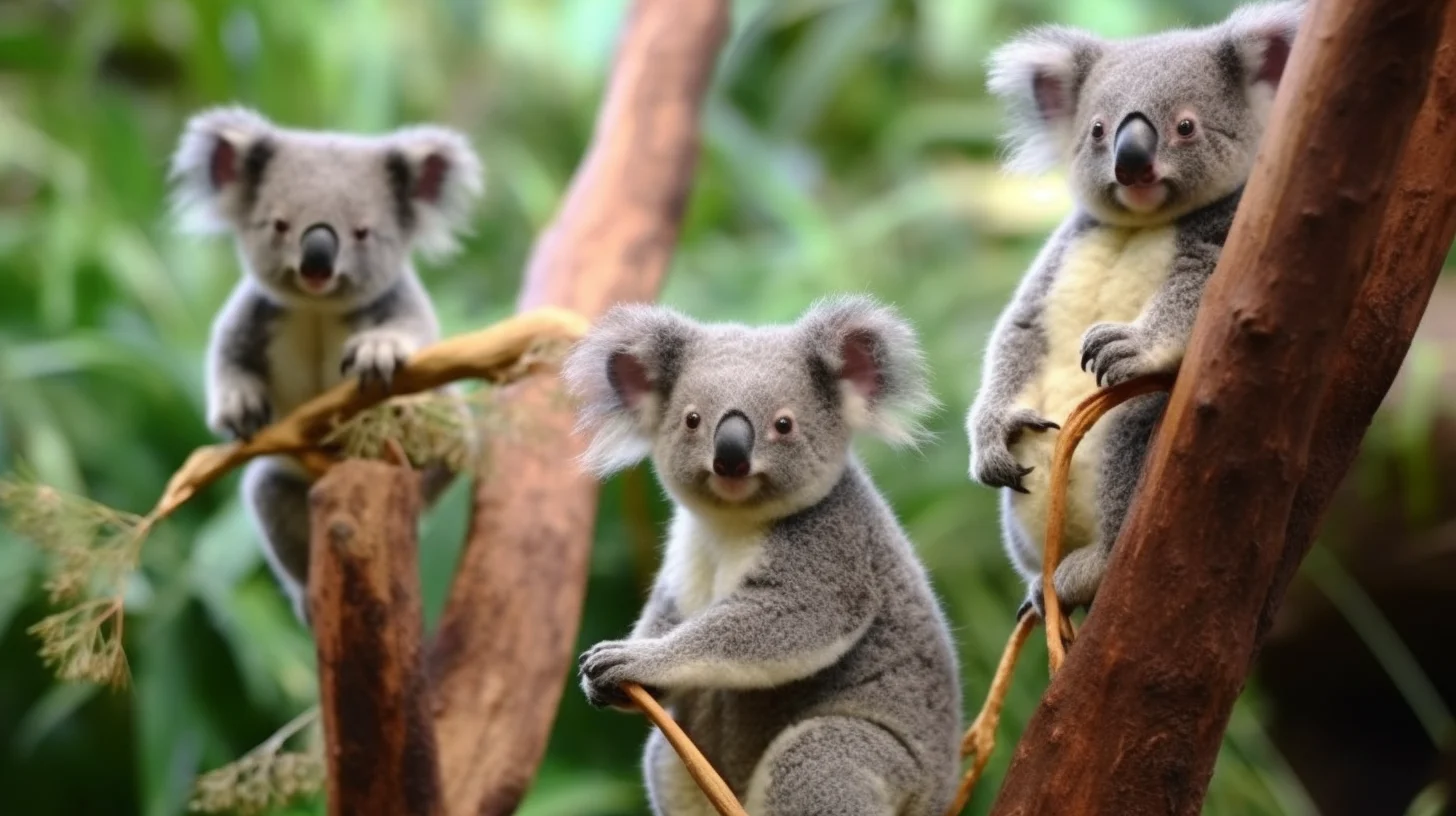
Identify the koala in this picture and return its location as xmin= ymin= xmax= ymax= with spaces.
xmin=564 ymin=296 xmax=961 ymax=816
xmin=966 ymin=2 xmax=1303 ymax=619
xmin=169 ymin=106 xmax=484 ymax=623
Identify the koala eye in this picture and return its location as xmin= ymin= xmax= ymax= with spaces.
xmin=1090 ymin=121 xmax=1105 ymax=140
xmin=272 ymin=219 xmax=290 ymax=234
xmin=353 ymin=227 xmax=370 ymax=241
xmin=685 ymin=412 xmax=701 ymax=430
xmin=774 ymin=416 xmax=793 ymax=435
xmin=1176 ymin=119 xmax=1196 ymax=138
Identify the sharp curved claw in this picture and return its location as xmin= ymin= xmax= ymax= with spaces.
xmin=1016 ymin=599 xmax=1036 ymax=622
xmin=1081 ymin=350 xmax=1094 ymax=371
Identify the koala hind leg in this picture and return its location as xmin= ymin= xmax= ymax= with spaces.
xmin=745 ymin=716 xmax=919 ymax=816
xmin=243 ymin=457 xmax=315 ymax=625
xmin=643 ymin=728 xmax=720 ymax=816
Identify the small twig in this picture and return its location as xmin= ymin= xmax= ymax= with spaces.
xmin=621 ymin=682 xmax=748 ymax=816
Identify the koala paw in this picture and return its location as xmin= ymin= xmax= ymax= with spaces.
xmin=209 ymin=378 xmax=272 ymax=441
xmin=1080 ymin=322 xmax=1167 ymax=387
xmin=341 ymin=332 xmax=415 ymax=392
xmin=970 ymin=408 xmax=1060 ymax=493
xmin=1017 ymin=548 xmax=1107 ymax=622
xmin=578 ymin=638 xmax=664 ymax=710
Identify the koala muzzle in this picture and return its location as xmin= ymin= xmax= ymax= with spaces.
xmin=1113 ymin=114 xmax=1159 ymax=186
xmin=299 ymin=224 xmax=339 ymax=282
xmin=713 ymin=412 xmax=754 ymax=479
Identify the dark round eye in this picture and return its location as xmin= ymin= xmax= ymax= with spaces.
xmin=1176 ymin=119 xmax=1196 ymax=137
xmin=353 ymin=227 xmax=370 ymax=241
xmin=272 ymin=219 xmax=289 ymax=233
xmin=774 ymin=416 xmax=793 ymax=435
xmin=685 ymin=412 xmax=701 ymax=430
xmin=1090 ymin=121 xmax=1105 ymax=140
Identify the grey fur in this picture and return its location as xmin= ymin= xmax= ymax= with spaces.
xmin=968 ymin=2 xmax=1303 ymax=618
xmin=565 ymin=296 xmax=960 ymax=816
xmin=172 ymin=106 xmax=483 ymax=623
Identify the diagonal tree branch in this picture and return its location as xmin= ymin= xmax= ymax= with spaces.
xmin=426 ymin=2 xmax=732 ymax=814
xmin=991 ymin=0 xmax=1455 ymax=813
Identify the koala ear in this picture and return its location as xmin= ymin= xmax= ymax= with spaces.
xmin=168 ymin=105 xmax=275 ymax=233
xmin=562 ymin=303 xmax=697 ymax=476
xmin=384 ymin=125 xmax=485 ymax=260
xmin=797 ymin=295 xmax=938 ymax=448
xmin=1224 ymin=0 xmax=1303 ymax=118
xmin=986 ymin=25 xmax=1104 ymax=174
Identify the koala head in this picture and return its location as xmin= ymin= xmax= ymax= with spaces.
xmin=564 ymin=296 xmax=936 ymax=525
xmin=988 ymin=1 xmax=1303 ymax=226
xmin=169 ymin=106 xmax=483 ymax=308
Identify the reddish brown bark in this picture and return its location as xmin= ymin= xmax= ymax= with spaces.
xmin=426 ymin=1 xmax=731 ymax=814
xmin=991 ymin=0 xmax=1455 ymax=814
xmin=309 ymin=460 xmax=440 ymax=816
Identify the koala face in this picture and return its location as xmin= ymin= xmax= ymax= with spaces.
xmin=170 ymin=107 xmax=483 ymax=309
xmin=988 ymin=1 xmax=1302 ymax=226
xmin=564 ymin=296 xmax=936 ymax=525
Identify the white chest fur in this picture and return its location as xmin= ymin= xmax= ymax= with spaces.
xmin=1009 ymin=225 xmax=1176 ymax=554
xmin=266 ymin=309 xmax=354 ymax=418
xmin=661 ymin=510 xmax=766 ymax=618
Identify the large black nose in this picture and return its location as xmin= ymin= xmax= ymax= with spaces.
xmin=299 ymin=224 xmax=338 ymax=281
xmin=1113 ymin=114 xmax=1158 ymax=186
xmin=712 ymin=412 xmax=754 ymax=478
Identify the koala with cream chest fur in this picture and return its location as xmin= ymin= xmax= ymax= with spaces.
xmin=966 ymin=2 xmax=1303 ymax=618
xmin=170 ymin=106 xmax=483 ymax=623
xmin=566 ymin=297 xmax=960 ymax=816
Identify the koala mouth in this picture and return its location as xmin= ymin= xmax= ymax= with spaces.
xmin=707 ymin=473 xmax=762 ymax=503
xmin=1114 ymin=180 xmax=1169 ymax=214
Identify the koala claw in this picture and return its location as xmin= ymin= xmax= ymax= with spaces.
xmin=1080 ymin=323 xmax=1159 ymax=388
xmin=210 ymin=383 xmax=272 ymax=441
xmin=579 ymin=638 xmax=661 ymax=709
xmin=341 ymin=333 xmax=413 ymax=392
xmin=970 ymin=408 xmax=1060 ymax=492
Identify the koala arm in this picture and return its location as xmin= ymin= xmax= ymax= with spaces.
xmin=342 ymin=272 xmax=442 ymax=387
xmin=629 ymin=578 xmax=683 ymax=640
xmin=206 ymin=281 xmax=279 ymax=440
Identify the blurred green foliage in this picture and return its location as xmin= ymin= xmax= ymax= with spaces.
xmin=0 ymin=1 xmax=1448 ymax=814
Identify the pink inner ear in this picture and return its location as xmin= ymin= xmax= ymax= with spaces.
xmin=209 ymin=137 xmax=238 ymax=190
xmin=413 ymin=153 xmax=449 ymax=203
xmin=608 ymin=351 xmax=653 ymax=409
xmin=1032 ymin=71 xmax=1072 ymax=123
xmin=840 ymin=331 xmax=881 ymax=401
xmin=1257 ymin=34 xmax=1292 ymax=86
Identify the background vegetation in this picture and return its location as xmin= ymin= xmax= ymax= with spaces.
xmin=1 ymin=1 xmax=1452 ymax=814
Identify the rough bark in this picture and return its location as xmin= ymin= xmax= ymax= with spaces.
xmin=426 ymin=2 xmax=731 ymax=814
xmin=309 ymin=460 xmax=441 ymax=816
xmin=991 ymin=1 xmax=1454 ymax=814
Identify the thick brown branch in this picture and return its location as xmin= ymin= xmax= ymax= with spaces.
xmin=992 ymin=1 xmax=1453 ymax=814
xmin=310 ymin=460 xmax=440 ymax=816
xmin=427 ymin=1 xmax=731 ymax=813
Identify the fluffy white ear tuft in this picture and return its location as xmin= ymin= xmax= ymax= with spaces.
xmin=561 ymin=303 xmax=697 ymax=477
xmin=797 ymin=295 xmax=939 ymax=448
xmin=1224 ymin=0 xmax=1304 ymax=121
xmin=386 ymin=125 xmax=485 ymax=260
xmin=168 ymin=105 xmax=275 ymax=234
xmin=986 ymin=25 xmax=1104 ymax=175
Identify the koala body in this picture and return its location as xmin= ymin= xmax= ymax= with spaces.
xmin=170 ymin=106 xmax=483 ymax=622
xmin=966 ymin=2 xmax=1303 ymax=616
xmin=565 ymin=297 xmax=960 ymax=816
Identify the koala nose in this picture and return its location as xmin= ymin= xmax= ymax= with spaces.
xmin=1113 ymin=114 xmax=1159 ymax=186
xmin=299 ymin=224 xmax=339 ymax=281
xmin=713 ymin=412 xmax=754 ymax=479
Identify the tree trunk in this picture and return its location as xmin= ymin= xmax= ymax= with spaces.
xmin=425 ymin=2 xmax=731 ymax=814
xmin=309 ymin=460 xmax=441 ymax=816
xmin=991 ymin=0 xmax=1456 ymax=813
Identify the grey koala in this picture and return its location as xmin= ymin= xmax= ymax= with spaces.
xmin=966 ymin=1 xmax=1303 ymax=619
xmin=564 ymin=296 xmax=960 ymax=816
xmin=169 ymin=106 xmax=484 ymax=623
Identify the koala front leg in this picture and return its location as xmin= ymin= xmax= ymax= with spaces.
xmin=579 ymin=554 xmax=878 ymax=706
xmin=1081 ymin=247 xmax=1218 ymax=387
xmin=207 ymin=284 xmax=280 ymax=441
xmin=342 ymin=276 xmax=441 ymax=391
xmin=583 ymin=584 xmax=685 ymax=711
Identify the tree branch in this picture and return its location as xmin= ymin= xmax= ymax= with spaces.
xmin=991 ymin=0 xmax=1455 ymax=813
xmin=427 ymin=2 xmax=731 ymax=813
xmin=310 ymin=460 xmax=441 ymax=816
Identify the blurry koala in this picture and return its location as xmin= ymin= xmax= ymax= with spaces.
xmin=966 ymin=2 xmax=1304 ymax=619
xmin=564 ymin=296 xmax=961 ymax=816
xmin=169 ymin=106 xmax=484 ymax=623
